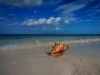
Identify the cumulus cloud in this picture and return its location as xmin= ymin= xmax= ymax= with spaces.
xmin=31 ymin=26 xmax=64 ymax=31
xmin=54 ymin=27 xmax=64 ymax=31
xmin=46 ymin=17 xmax=61 ymax=24
xmin=0 ymin=0 xmax=43 ymax=7
xmin=64 ymin=20 xmax=69 ymax=24
xmin=22 ymin=17 xmax=64 ymax=26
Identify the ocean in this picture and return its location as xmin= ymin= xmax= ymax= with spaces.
xmin=0 ymin=34 xmax=100 ymax=50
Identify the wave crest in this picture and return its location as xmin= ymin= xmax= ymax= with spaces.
xmin=0 ymin=38 xmax=100 ymax=50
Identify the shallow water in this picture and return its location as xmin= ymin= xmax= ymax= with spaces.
xmin=0 ymin=34 xmax=100 ymax=50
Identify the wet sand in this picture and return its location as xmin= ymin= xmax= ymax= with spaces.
xmin=0 ymin=42 xmax=100 ymax=75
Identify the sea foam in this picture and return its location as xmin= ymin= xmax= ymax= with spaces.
xmin=0 ymin=38 xmax=100 ymax=50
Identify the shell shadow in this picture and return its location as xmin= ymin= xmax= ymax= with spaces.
xmin=47 ymin=52 xmax=51 ymax=56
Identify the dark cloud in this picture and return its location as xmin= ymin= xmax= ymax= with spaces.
xmin=0 ymin=0 xmax=43 ymax=7
xmin=0 ymin=0 xmax=62 ymax=8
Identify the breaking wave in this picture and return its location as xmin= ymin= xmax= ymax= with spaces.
xmin=62 ymin=38 xmax=100 ymax=44
xmin=0 ymin=38 xmax=100 ymax=50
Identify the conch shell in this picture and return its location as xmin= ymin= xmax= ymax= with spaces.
xmin=50 ymin=43 xmax=69 ymax=57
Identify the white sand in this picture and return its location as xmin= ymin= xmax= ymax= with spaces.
xmin=0 ymin=42 xmax=100 ymax=75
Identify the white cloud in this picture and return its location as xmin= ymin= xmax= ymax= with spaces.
xmin=38 ymin=18 xmax=47 ymax=24
xmin=22 ymin=17 xmax=63 ymax=26
xmin=55 ymin=0 xmax=95 ymax=22
xmin=54 ymin=27 xmax=64 ymax=31
xmin=64 ymin=20 xmax=69 ymax=24
xmin=55 ymin=2 xmax=85 ymax=12
xmin=46 ymin=17 xmax=54 ymax=24
xmin=55 ymin=17 xmax=61 ymax=22
xmin=47 ymin=17 xmax=61 ymax=24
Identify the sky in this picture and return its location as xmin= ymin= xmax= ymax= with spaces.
xmin=0 ymin=0 xmax=100 ymax=34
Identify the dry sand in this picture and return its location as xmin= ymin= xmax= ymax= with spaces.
xmin=0 ymin=42 xmax=100 ymax=75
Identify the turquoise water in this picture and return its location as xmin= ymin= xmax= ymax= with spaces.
xmin=0 ymin=34 xmax=100 ymax=50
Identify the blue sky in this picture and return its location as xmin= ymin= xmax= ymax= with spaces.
xmin=0 ymin=0 xmax=100 ymax=34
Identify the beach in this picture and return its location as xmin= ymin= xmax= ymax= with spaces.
xmin=0 ymin=0 xmax=100 ymax=74
xmin=0 ymin=41 xmax=100 ymax=75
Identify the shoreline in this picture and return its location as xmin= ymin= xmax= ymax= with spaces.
xmin=0 ymin=42 xmax=100 ymax=75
